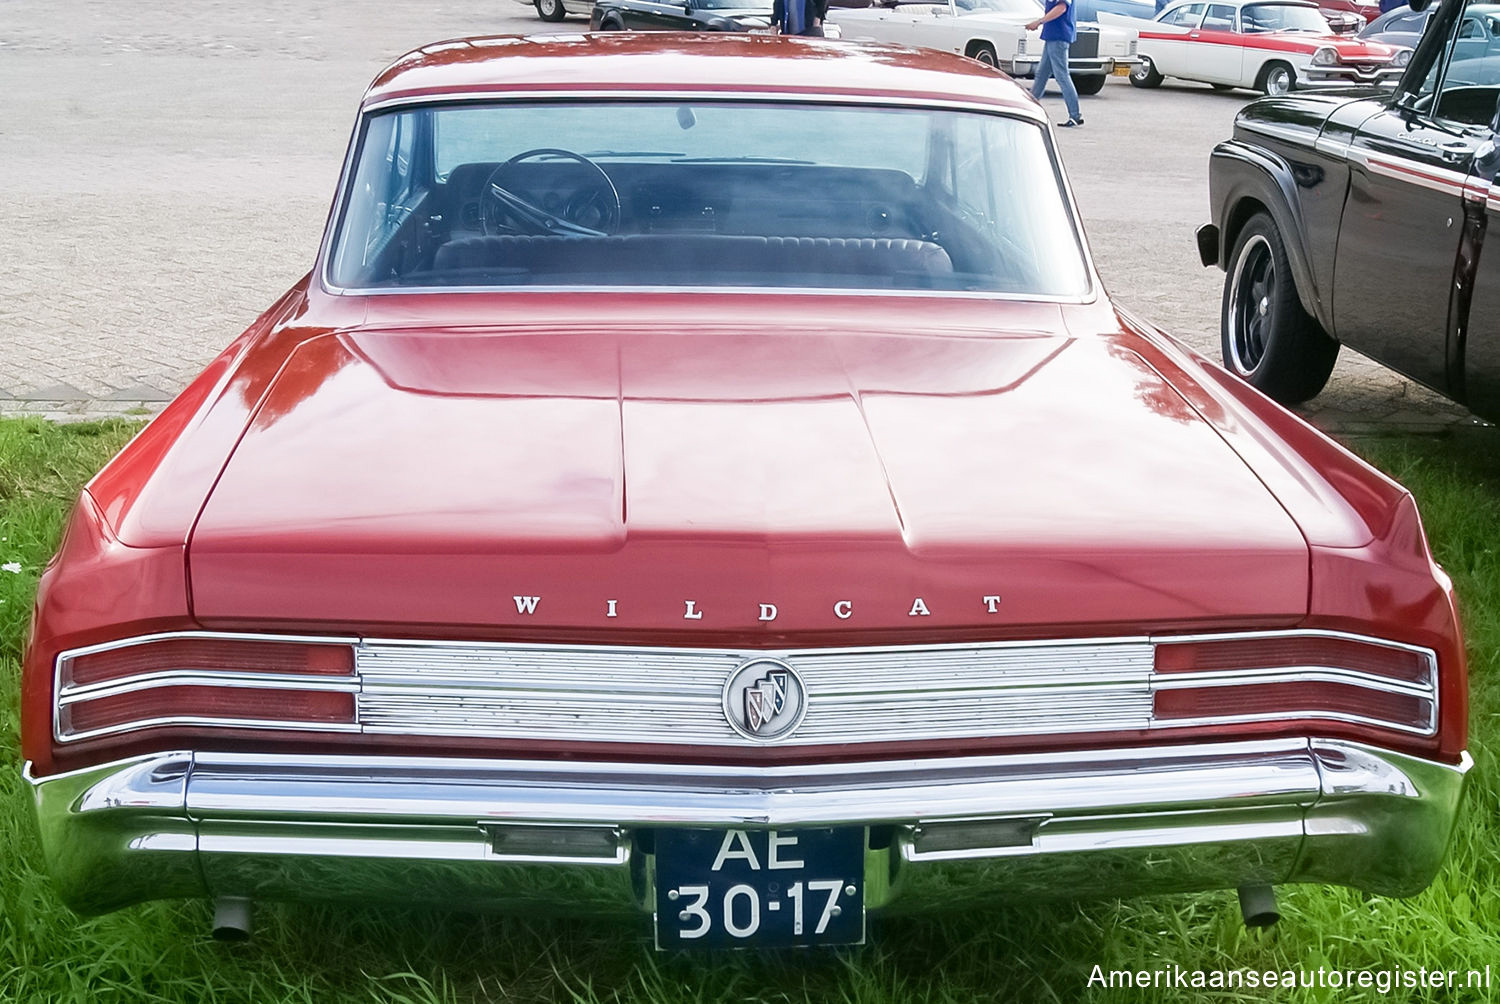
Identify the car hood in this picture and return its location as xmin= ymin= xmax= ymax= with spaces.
xmin=715 ymin=8 xmax=773 ymax=24
xmin=187 ymin=311 xmax=1309 ymax=639
xmin=1258 ymin=29 xmax=1398 ymax=56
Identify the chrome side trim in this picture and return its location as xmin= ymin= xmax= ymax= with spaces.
xmin=1313 ymin=134 xmax=1353 ymax=160
xmin=1350 ymin=148 xmax=1472 ymax=200
xmin=1236 ymin=120 xmax=1313 ymax=148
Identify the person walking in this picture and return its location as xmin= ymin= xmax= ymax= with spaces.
xmin=1027 ymin=0 xmax=1083 ymax=127
xmin=772 ymin=0 xmax=828 ymax=35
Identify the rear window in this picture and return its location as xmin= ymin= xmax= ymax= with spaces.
xmin=327 ymin=100 xmax=1090 ymax=296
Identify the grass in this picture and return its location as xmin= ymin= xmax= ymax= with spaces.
xmin=1 ymin=417 xmax=1497 ymax=1003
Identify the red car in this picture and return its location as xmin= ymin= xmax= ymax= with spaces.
xmin=1117 ymin=0 xmax=1409 ymax=93
xmin=1319 ymin=0 xmax=1383 ymax=27
xmin=23 ymin=34 xmax=1468 ymax=948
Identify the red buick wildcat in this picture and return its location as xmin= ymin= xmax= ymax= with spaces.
xmin=24 ymin=34 xmax=1469 ymax=948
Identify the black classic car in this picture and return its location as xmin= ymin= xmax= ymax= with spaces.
xmin=591 ymin=0 xmax=774 ymax=30
xmin=1199 ymin=0 xmax=1500 ymax=421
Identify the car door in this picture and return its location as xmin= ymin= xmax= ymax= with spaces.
xmin=623 ymin=0 xmax=690 ymax=27
xmin=827 ymin=3 xmax=900 ymax=40
xmin=1332 ymin=0 xmax=1500 ymax=394
xmin=1142 ymin=2 xmax=1206 ymax=75
xmin=893 ymin=0 xmax=965 ymax=48
xmin=1182 ymin=2 xmax=1245 ymax=81
xmin=1451 ymin=17 xmax=1500 ymax=418
xmin=1462 ymin=132 xmax=1500 ymax=417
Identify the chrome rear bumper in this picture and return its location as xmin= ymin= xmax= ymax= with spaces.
xmin=27 ymin=738 xmax=1469 ymax=917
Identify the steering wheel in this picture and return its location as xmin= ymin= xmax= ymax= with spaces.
xmin=483 ymin=148 xmax=622 ymax=237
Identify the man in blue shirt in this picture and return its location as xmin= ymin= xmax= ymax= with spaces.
xmin=1026 ymin=0 xmax=1083 ymax=127
xmin=773 ymin=0 xmax=828 ymax=34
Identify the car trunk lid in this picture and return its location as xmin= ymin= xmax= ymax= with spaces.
xmin=187 ymin=311 xmax=1309 ymax=640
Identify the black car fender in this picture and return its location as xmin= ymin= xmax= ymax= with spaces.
xmin=1207 ymin=138 xmax=1332 ymax=335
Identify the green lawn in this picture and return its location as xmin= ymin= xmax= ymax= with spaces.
xmin=1 ymin=417 xmax=1496 ymax=1003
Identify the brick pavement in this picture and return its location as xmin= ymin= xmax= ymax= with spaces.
xmin=0 ymin=1 xmax=1482 ymax=430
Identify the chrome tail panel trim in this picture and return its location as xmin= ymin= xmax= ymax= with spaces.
xmin=355 ymin=638 xmax=1158 ymax=746
xmin=52 ymin=629 xmax=1441 ymax=746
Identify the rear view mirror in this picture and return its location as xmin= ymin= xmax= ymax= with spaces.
xmin=1408 ymin=0 xmax=1431 ymax=11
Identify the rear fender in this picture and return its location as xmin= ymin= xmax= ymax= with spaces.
xmin=1209 ymin=139 xmax=1332 ymax=335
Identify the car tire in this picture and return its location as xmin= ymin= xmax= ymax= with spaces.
xmin=1073 ymin=73 xmax=1107 ymax=95
xmin=1220 ymin=213 xmax=1338 ymax=404
xmin=535 ymin=0 xmax=568 ymax=20
xmin=968 ymin=42 xmax=999 ymax=66
xmin=1256 ymin=61 xmax=1295 ymax=95
xmin=597 ymin=13 xmax=623 ymax=28
xmin=1130 ymin=56 xmax=1163 ymax=88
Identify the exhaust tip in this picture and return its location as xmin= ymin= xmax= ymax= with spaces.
xmin=211 ymin=896 xmax=253 ymax=942
xmin=1238 ymin=884 xmax=1280 ymax=929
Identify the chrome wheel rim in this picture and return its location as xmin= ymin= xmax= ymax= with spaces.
xmin=975 ymin=48 xmax=997 ymax=65
xmin=1132 ymin=57 xmax=1152 ymax=81
xmin=539 ymin=0 xmax=559 ymax=13
xmin=1228 ymin=234 xmax=1275 ymax=376
xmin=1265 ymin=66 xmax=1291 ymax=95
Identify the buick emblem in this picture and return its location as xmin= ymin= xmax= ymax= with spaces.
xmin=722 ymin=657 xmax=807 ymax=743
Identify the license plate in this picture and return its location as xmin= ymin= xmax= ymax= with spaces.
xmin=654 ymin=827 xmax=865 ymax=949
xmin=1113 ymin=64 xmax=1132 ymax=75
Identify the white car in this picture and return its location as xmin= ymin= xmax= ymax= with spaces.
xmin=517 ymin=0 xmax=594 ymax=21
xmin=1101 ymin=0 xmax=1409 ymax=94
xmin=830 ymin=0 xmax=1140 ymax=94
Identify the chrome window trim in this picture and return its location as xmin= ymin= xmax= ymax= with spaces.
xmin=357 ymin=88 xmax=1050 ymax=119
xmin=341 ymin=284 xmax=1100 ymax=303
xmin=316 ymin=89 xmax=1097 ymax=302
xmin=51 ymin=628 xmax=1442 ymax=744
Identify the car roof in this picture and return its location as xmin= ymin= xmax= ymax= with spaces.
xmin=1163 ymin=0 xmax=1317 ymax=8
xmin=363 ymin=33 xmax=1045 ymax=117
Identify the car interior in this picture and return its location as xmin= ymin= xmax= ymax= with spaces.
xmin=437 ymin=160 xmax=963 ymax=284
xmin=327 ymin=101 xmax=1091 ymax=295
xmin=343 ymin=157 xmax=1035 ymax=291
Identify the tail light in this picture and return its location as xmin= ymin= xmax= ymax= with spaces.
xmin=55 ymin=634 xmax=358 ymax=742
xmin=1151 ymin=632 xmax=1437 ymax=736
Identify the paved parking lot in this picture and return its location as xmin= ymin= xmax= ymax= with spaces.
xmin=0 ymin=0 xmax=1478 ymax=430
